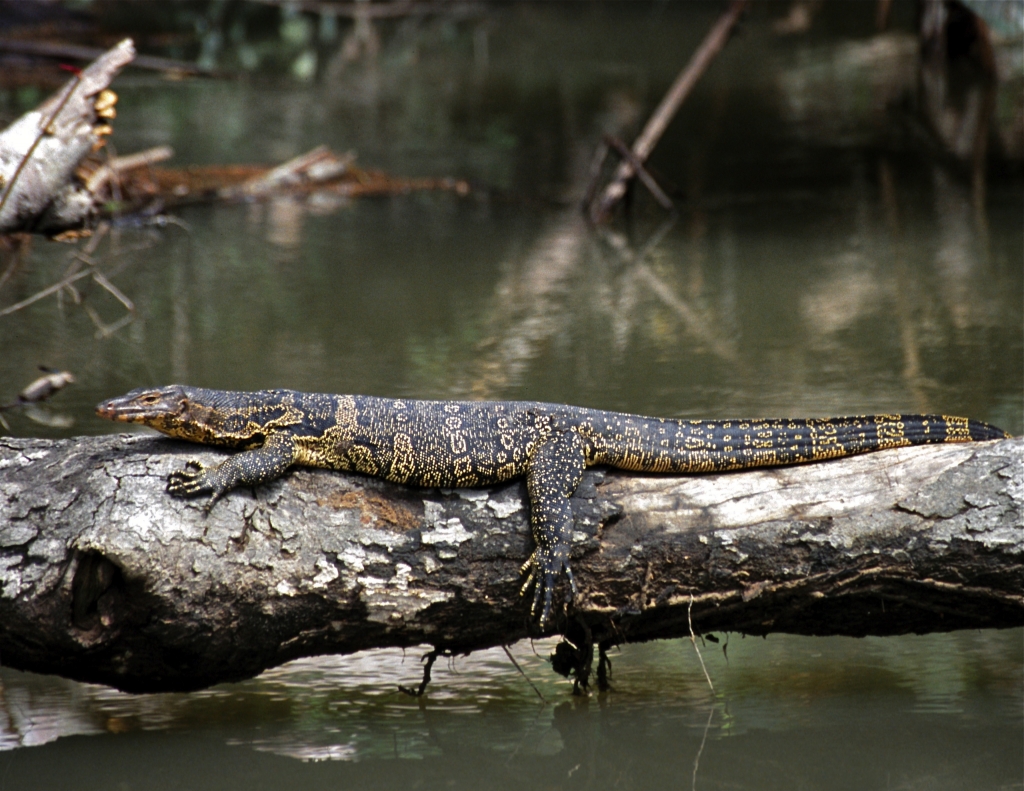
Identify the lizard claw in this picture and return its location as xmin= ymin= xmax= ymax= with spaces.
xmin=167 ymin=459 xmax=207 ymax=496
xmin=519 ymin=547 xmax=576 ymax=629
xmin=167 ymin=460 xmax=224 ymax=510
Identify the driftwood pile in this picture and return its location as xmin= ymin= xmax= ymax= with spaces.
xmin=0 ymin=38 xmax=468 ymax=240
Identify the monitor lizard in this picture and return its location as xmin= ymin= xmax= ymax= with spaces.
xmin=96 ymin=385 xmax=1008 ymax=626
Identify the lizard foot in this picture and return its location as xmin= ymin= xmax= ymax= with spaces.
xmin=167 ymin=460 xmax=222 ymax=510
xmin=519 ymin=546 xmax=576 ymax=629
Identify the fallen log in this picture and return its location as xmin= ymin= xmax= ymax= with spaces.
xmin=0 ymin=433 xmax=1020 ymax=693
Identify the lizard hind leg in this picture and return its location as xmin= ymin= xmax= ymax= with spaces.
xmin=520 ymin=428 xmax=586 ymax=628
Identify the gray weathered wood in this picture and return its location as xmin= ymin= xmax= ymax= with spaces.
xmin=0 ymin=39 xmax=134 ymax=235
xmin=0 ymin=433 xmax=1020 ymax=692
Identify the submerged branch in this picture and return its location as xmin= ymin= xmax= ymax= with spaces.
xmin=590 ymin=0 xmax=748 ymax=222
xmin=0 ymin=434 xmax=1020 ymax=693
xmin=116 ymin=145 xmax=471 ymax=209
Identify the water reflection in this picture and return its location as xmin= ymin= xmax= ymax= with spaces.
xmin=1 ymin=631 xmax=1020 ymax=787
xmin=597 ymin=220 xmax=738 ymax=362
xmin=467 ymin=209 xmax=592 ymax=398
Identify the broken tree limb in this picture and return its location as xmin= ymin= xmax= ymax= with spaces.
xmin=111 ymin=146 xmax=471 ymax=211
xmin=84 ymin=145 xmax=174 ymax=195
xmin=590 ymin=0 xmax=748 ymax=222
xmin=0 ymin=433 xmax=1020 ymax=693
xmin=0 ymin=38 xmax=134 ymax=236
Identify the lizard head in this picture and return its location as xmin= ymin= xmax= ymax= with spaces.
xmin=96 ymin=385 xmax=217 ymax=443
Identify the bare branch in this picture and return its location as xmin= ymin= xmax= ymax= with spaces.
xmin=591 ymin=1 xmax=748 ymax=222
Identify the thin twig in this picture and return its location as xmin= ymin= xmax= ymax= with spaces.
xmin=81 ymin=221 xmax=109 ymax=256
xmin=0 ymin=39 xmax=211 ymax=76
xmin=224 ymin=145 xmax=352 ymax=199
xmin=692 ymin=705 xmax=715 ymax=791
xmin=688 ymin=594 xmax=715 ymax=694
xmin=0 ymin=74 xmax=82 ymax=221
xmin=0 ymin=259 xmax=14 ymax=293
xmin=84 ymin=303 xmax=134 ymax=338
xmin=502 ymin=644 xmax=548 ymax=703
xmin=603 ymin=134 xmax=674 ymax=211
xmin=1 ymin=220 xmax=132 ymax=326
xmin=635 ymin=212 xmax=679 ymax=260
xmin=398 ymin=648 xmax=442 ymax=697
xmin=0 ymin=270 xmax=92 ymax=318
xmin=86 ymin=146 xmax=174 ymax=194
xmin=83 ymin=303 xmax=108 ymax=335
xmin=91 ymin=270 xmax=135 ymax=312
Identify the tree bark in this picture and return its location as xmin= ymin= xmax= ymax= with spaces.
xmin=0 ymin=433 xmax=1020 ymax=693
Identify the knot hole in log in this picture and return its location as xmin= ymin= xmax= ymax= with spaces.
xmin=71 ymin=551 xmax=125 ymax=639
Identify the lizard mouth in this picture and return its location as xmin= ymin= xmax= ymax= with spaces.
xmin=95 ymin=396 xmax=167 ymax=423
xmin=95 ymin=399 xmax=137 ymax=422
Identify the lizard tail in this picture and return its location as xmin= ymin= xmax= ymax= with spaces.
xmin=962 ymin=418 xmax=1009 ymax=442
xmin=593 ymin=413 xmax=1007 ymax=474
xmin=847 ymin=414 xmax=1008 ymax=446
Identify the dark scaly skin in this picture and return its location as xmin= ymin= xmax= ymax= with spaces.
xmin=96 ymin=386 xmax=1009 ymax=626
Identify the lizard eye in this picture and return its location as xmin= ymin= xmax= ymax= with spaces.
xmin=140 ymin=393 xmax=161 ymax=404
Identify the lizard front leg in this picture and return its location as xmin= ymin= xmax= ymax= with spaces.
xmin=167 ymin=432 xmax=297 ymax=509
xmin=520 ymin=428 xmax=586 ymax=628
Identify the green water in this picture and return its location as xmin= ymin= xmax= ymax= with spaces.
xmin=0 ymin=2 xmax=1021 ymax=789
xmin=2 ymin=631 xmax=1021 ymax=789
